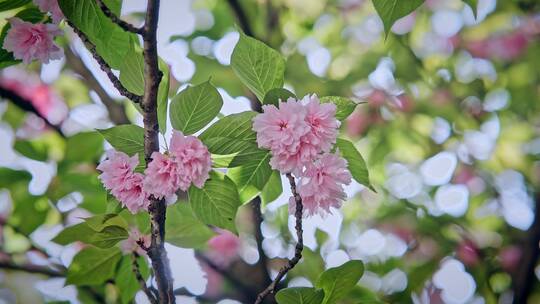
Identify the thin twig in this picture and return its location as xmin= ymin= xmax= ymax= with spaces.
xmin=226 ymin=0 xmax=254 ymax=37
xmin=64 ymin=47 xmax=130 ymax=125
xmin=95 ymin=0 xmax=143 ymax=34
xmin=0 ymin=87 xmax=65 ymax=137
xmin=65 ymin=20 xmax=142 ymax=103
xmin=131 ymin=253 xmax=158 ymax=304
xmin=255 ymin=173 xmax=304 ymax=304
xmin=0 ymin=261 xmax=64 ymax=277
xmin=140 ymin=0 xmax=175 ymax=303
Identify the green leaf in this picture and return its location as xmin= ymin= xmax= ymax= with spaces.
xmin=97 ymin=125 xmax=145 ymax=156
xmin=188 ymin=171 xmax=240 ymax=233
xmin=52 ymin=223 xmax=96 ymax=245
xmin=65 ymin=131 xmax=104 ymax=163
xmin=315 ymin=260 xmax=365 ymax=304
xmin=231 ymin=32 xmax=286 ymax=101
xmin=13 ymin=140 xmax=48 ymax=161
xmin=228 ymin=149 xmax=272 ymax=203
xmin=85 ymin=213 xmax=127 ymax=231
xmin=115 ymin=256 xmax=149 ymax=304
xmin=199 ymin=111 xmax=258 ymax=155
xmin=335 ymin=138 xmax=373 ymax=190
xmin=276 ymin=287 xmax=325 ymax=304
xmin=158 ymin=59 xmax=170 ymax=134
xmin=372 ymin=0 xmax=424 ymax=36
xmin=261 ymin=170 xmax=282 ymax=206
xmin=462 ymin=0 xmax=477 ymax=18
xmin=263 ymin=88 xmax=296 ymax=107
xmin=66 ymin=247 xmax=122 ymax=286
xmin=59 ymin=0 xmax=135 ymax=69
xmin=119 ymin=48 xmax=145 ymax=96
xmin=169 ymin=81 xmax=223 ymax=135
xmin=165 ymin=203 xmax=216 ymax=248
xmin=0 ymin=0 xmax=31 ymax=12
xmin=89 ymin=225 xmax=128 ymax=248
xmin=320 ymin=96 xmax=358 ymax=121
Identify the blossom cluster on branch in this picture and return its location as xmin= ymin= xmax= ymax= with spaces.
xmin=253 ymin=95 xmax=352 ymax=217
xmin=2 ymin=0 xmax=64 ymax=64
xmin=97 ymin=131 xmax=212 ymax=213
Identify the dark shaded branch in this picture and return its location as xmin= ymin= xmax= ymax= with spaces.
xmin=255 ymin=173 xmax=304 ymax=304
xmin=140 ymin=1 xmax=174 ymax=303
xmin=196 ymin=252 xmax=257 ymax=300
xmin=0 ymin=87 xmax=65 ymax=137
xmin=64 ymin=47 xmax=130 ymax=125
xmin=226 ymin=0 xmax=254 ymax=37
xmin=252 ymin=197 xmax=272 ymax=287
xmin=96 ymin=0 xmax=143 ymax=34
xmin=65 ymin=20 xmax=142 ymax=103
xmin=132 ymin=253 xmax=158 ymax=304
xmin=512 ymin=193 xmax=540 ymax=303
xmin=0 ymin=261 xmax=64 ymax=277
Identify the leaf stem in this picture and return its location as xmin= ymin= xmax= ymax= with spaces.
xmin=95 ymin=0 xmax=144 ymax=34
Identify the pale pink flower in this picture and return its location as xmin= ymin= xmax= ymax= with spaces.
xmin=302 ymin=95 xmax=340 ymax=155
xmin=253 ymin=96 xmax=340 ymax=174
xmin=207 ymin=229 xmax=240 ymax=267
xmin=144 ymin=152 xmax=181 ymax=199
xmin=120 ymin=228 xmax=150 ymax=256
xmin=33 ymin=0 xmax=64 ymax=24
xmin=2 ymin=18 xmax=63 ymax=64
xmin=253 ymin=98 xmax=310 ymax=173
xmin=97 ymin=151 xmax=149 ymax=214
xmin=169 ymin=131 xmax=212 ymax=191
xmin=289 ymin=153 xmax=352 ymax=217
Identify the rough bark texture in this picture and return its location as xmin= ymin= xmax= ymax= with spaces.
xmin=140 ymin=1 xmax=175 ymax=303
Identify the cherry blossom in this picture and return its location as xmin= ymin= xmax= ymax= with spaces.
xmin=290 ymin=153 xmax=352 ymax=217
xmin=206 ymin=229 xmax=240 ymax=266
xmin=2 ymin=18 xmax=63 ymax=64
xmin=97 ymin=151 xmax=149 ymax=213
xmin=169 ymin=130 xmax=212 ymax=191
xmin=144 ymin=152 xmax=182 ymax=199
xmin=33 ymin=0 xmax=64 ymax=24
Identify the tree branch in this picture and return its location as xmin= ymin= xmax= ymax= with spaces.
xmin=95 ymin=0 xmax=143 ymax=34
xmin=65 ymin=20 xmax=142 ymax=104
xmin=0 ymin=260 xmax=64 ymax=277
xmin=131 ymin=253 xmax=158 ymax=304
xmin=512 ymin=193 xmax=540 ymax=303
xmin=255 ymin=173 xmax=304 ymax=304
xmin=196 ymin=252 xmax=256 ymax=299
xmin=0 ymin=87 xmax=65 ymax=137
xmin=252 ymin=197 xmax=272 ymax=287
xmin=64 ymin=47 xmax=130 ymax=125
xmin=226 ymin=0 xmax=254 ymax=37
xmin=140 ymin=1 xmax=175 ymax=303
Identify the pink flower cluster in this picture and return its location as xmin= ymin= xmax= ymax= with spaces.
xmin=2 ymin=18 xmax=63 ymax=64
xmin=97 ymin=131 xmax=212 ymax=213
xmin=253 ymin=95 xmax=339 ymax=174
xmin=253 ymin=95 xmax=352 ymax=216
xmin=206 ymin=229 xmax=240 ymax=267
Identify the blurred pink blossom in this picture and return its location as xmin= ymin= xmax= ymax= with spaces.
xmin=456 ymin=239 xmax=480 ymax=267
xmin=97 ymin=151 xmax=150 ymax=214
xmin=169 ymin=130 xmax=212 ymax=191
xmin=207 ymin=229 xmax=240 ymax=267
xmin=0 ymin=70 xmax=68 ymax=124
xmin=467 ymin=32 xmax=529 ymax=61
xmin=120 ymin=228 xmax=150 ymax=256
xmin=2 ymin=18 xmax=63 ymax=64
xmin=499 ymin=246 xmax=522 ymax=273
xmin=33 ymin=0 xmax=64 ymax=23
xmin=290 ymin=152 xmax=352 ymax=217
